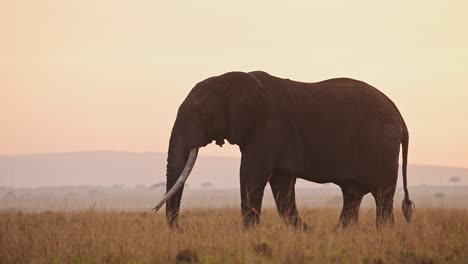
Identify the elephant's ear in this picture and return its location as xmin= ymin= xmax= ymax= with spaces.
xmin=225 ymin=72 xmax=265 ymax=145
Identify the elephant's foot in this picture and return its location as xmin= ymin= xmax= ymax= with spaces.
xmin=169 ymin=226 xmax=184 ymax=233
xmin=167 ymin=219 xmax=184 ymax=232
xmin=295 ymin=221 xmax=312 ymax=232
xmin=337 ymin=219 xmax=358 ymax=230
xmin=242 ymin=212 xmax=261 ymax=230
xmin=242 ymin=223 xmax=259 ymax=230
xmin=376 ymin=214 xmax=395 ymax=228
xmin=284 ymin=216 xmax=311 ymax=232
xmin=338 ymin=211 xmax=361 ymax=229
xmin=299 ymin=221 xmax=312 ymax=232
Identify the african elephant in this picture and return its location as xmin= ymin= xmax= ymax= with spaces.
xmin=153 ymin=71 xmax=414 ymax=229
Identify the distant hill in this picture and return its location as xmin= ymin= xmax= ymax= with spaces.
xmin=0 ymin=152 xmax=467 ymax=188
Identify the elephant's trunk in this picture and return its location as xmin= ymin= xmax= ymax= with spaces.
xmin=152 ymin=122 xmax=199 ymax=227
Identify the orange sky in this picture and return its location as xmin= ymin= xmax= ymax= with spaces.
xmin=1 ymin=0 xmax=468 ymax=167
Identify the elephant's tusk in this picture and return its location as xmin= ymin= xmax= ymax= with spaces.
xmin=152 ymin=148 xmax=198 ymax=212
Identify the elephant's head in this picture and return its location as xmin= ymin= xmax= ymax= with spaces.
xmin=153 ymin=72 xmax=266 ymax=227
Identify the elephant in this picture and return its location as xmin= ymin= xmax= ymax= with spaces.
xmin=153 ymin=71 xmax=415 ymax=230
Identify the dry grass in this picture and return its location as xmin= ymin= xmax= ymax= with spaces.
xmin=0 ymin=208 xmax=467 ymax=263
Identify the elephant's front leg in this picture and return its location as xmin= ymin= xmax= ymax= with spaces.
xmin=239 ymin=156 xmax=268 ymax=229
xmin=270 ymin=169 xmax=310 ymax=231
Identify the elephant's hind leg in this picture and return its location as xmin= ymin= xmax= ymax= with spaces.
xmin=339 ymin=185 xmax=365 ymax=228
xmin=372 ymin=185 xmax=396 ymax=227
xmin=269 ymin=169 xmax=310 ymax=231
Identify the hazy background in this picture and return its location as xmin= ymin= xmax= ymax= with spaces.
xmin=1 ymin=152 xmax=467 ymax=211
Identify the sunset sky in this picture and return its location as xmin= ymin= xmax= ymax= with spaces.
xmin=2 ymin=0 xmax=467 ymax=168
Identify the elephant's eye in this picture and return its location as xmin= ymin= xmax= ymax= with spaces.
xmin=193 ymin=106 xmax=214 ymax=125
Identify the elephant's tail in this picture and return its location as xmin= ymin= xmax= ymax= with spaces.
xmin=401 ymin=136 xmax=415 ymax=222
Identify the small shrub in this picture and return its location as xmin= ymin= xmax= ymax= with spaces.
xmin=252 ymin=242 xmax=272 ymax=258
xmin=176 ymin=249 xmax=198 ymax=263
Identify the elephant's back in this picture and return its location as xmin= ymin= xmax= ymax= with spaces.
xmin=296 ymin=77 xmax=406 ymax=133
xmin=270 ymin=75 xmax=408 ymax=140
xmin=290 ymin=78 xmax=407 ymax=182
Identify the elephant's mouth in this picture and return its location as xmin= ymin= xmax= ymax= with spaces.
xmin=215 ymin=138 xmax=225 ymax=147
xmin=204 ymin=128 xmax=225 ymax=147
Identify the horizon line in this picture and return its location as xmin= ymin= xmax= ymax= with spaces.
xmin=1 ymin=150 xmax=467 ymax=170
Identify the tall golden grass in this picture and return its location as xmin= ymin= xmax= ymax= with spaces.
xmin=0 ymin=208 xmax=466 ymax=263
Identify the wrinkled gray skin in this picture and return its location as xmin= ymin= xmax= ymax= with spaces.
xmin=165 ymin=71 xmax=414 ymax=230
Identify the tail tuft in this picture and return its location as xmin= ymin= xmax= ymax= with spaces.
xmin=402 ymin=198 xmax=415 ymax=222
xmin=401 ymin=136 xmax=414 ymax=223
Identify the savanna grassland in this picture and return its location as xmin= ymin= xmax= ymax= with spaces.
xmin=0 ymin=208 xmax=467 ymax=263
